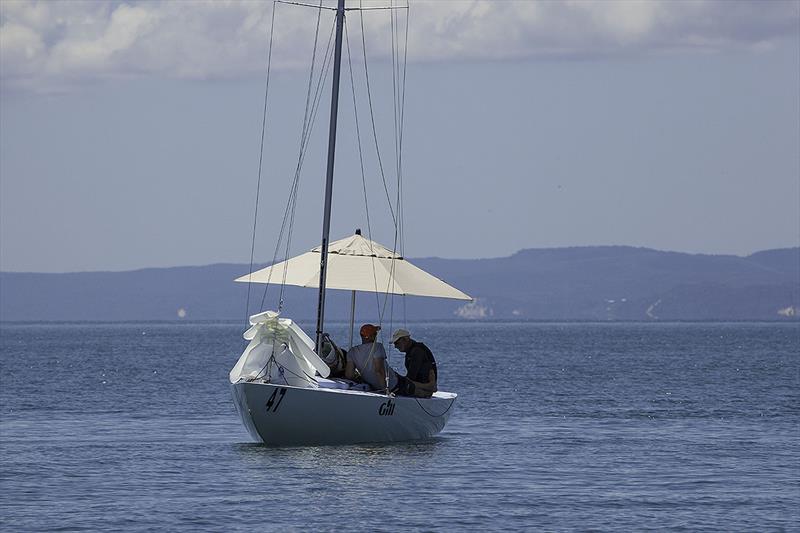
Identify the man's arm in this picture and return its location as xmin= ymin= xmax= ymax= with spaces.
xmin=408 ymin=368 xmax=436 ymax=397
xmin=426 ymin=369 xmax=437 ymax=388
xmin=344 ymin=357 xmax=356 ymax=380
xmin=373 ymin=358 xmax=388 ymax=391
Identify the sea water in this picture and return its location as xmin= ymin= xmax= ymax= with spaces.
xmin=1 ymin=321 xmax=798 ymax=531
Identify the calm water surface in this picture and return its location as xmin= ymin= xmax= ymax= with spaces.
xmin=1 ymin=322 xmax=798 ymax=531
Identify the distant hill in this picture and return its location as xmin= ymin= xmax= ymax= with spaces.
xmin=1 ymin=246 xmax=797 ymax=322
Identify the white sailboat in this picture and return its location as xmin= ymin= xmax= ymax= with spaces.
xmin=229 ymin=0 xmax=471 ymax=445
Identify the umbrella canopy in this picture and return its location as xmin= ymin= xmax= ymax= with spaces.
xmin=235 ymin=233 xmax=471 ymax=300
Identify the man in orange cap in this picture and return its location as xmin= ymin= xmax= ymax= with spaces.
xmin=359 ymin=323 xmax=380 ymax=340
xmin=345 ymin=323 xmax=398 ymax=393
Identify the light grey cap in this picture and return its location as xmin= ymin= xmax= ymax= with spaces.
xmin=390 ymin=328 xmax=411 ymax=343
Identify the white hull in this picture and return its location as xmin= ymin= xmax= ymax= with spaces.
xmin=231 ymin=381 xmax=457 ymax=445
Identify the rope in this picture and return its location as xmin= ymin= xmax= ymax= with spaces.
xmin=346 ymin=17 xmax=394 ymax=393
xmin=278 ymin=14 xmax=338 ymax=308
xmin=414 ymin=396 xmax=456 ymax=418
xmin=245 ymin=1 xmax=278 ymax=325
xmin=248 ymin=342 xmax=278 ymax=381
xmin=348 ymin=7 xmax=399 ymax=349
xmin=383 ymin=1 xmax=410 ymax=338
xmin=256 ymin=1 xmax=324 ymax=312
xmin=276 ymin=0 xmax=327 ymax=309
xmin=268 ymin=358 xmax=320 ymax=386
xmin=388 ymin=2 xmax=410 ymax=331
xmin=348 ymin=1 xmax=411 ymax=386
xmin=356 ymin=4 xmax=398 ymax=324
xmin=398 ymin=2 xmax=409 ymax=328
xmin=249 ymin=340 xmax=319 ymax=387
xmin=256 ymin=3 xmax=336 ymax=313
xmin=359 ymin=2 xmax=397 ymax=228
xmin=397 ymin=2 xmax=409 ymax=261
xmin=344 ymin=22 xmax=383 ymax=317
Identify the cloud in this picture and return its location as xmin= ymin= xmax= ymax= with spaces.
xmin=407 ymin=0 xmax=799 ymax=60
xmin=1 ymin=0 xmax=797 ymax=92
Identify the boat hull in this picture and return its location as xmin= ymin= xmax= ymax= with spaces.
xmin=231 ymin=381 xmax=457 ymax=445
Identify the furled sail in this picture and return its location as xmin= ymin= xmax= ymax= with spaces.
xmin=229 ymin=311 xmax=330 ymax=386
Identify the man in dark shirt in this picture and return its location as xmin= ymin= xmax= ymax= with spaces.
xmin=390 ymin=328 xmax=437 ymax=398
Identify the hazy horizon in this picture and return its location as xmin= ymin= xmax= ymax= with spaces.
xmin=1 ymin=242 xmax=797 ymax=275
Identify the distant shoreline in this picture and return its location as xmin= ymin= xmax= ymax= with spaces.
xmin=2 ymin=246 xmax=797 ymax=322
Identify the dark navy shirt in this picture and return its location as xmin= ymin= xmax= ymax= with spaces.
xmin=405 ymin=341 xmax=437 ymax=383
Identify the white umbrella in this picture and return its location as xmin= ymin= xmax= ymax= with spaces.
xmin=235 ymin=233 xmax=471 ymax=301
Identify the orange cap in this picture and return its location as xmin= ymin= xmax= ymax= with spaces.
xmin=359 ymin=324 xmax=381 ymax=338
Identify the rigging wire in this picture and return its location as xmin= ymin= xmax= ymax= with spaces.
xmin=350 ymin=1 xmax=410 ymax=367
xmin=251 ymin=349 xmax=319 ymax=386
xmin=276 ymin=0 xmax=406 ymax=11
xmin=358 ymin=2 xmax=397 ymax=228
xmin=255 ymin=3 xmax=337 ymax=313
xmin=243 ymin=3 xmax=421 ymax=399
xmin=344 ymin=22 xmax=383 ymax=317
xmin=381 ymin=1 xmax=410 ymax=330
xmin=357 ymin=3 xmax=397 ymax=326
xmin=245 ymin=1 xmax=278 ymax=325
xmin=388 ymin=0 xmax=399 ymax=333
xmin=248 ymin=1 xmax=411 ymax=349
xmin=277 ymin=13 xmax=339 ymax=310
xmin=398 ymin=2 xmax=410 ymax=327
xmin=354 ymin=3 xmax=409 ymax=334
xmin=274 ymin=1 xmax=327 ymax=309
xmin=396 ymin=2 xmax=409 ymax=259
xmin=384 ymin=1 xmax=410 ymax=335
xmin=256 ymin=0 xmax=325 ymax=311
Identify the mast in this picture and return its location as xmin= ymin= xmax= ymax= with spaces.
xmin=315 ymin=0 xmax=346 ymax=353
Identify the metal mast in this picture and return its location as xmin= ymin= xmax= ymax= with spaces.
xmin=315 ymin=0 xmax=346 ymax=353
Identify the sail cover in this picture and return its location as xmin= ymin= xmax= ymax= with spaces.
xmin=229 ymin=310 xmax=329 ymax=385
xmin=235 ymin=234 xmax=471 ymax=300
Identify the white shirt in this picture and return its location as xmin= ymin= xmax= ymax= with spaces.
xmin=347 ymin=341 xmax=397 ymax=391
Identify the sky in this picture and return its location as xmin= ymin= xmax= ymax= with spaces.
xmin=1 ymin=0 xmax=799 ymax=273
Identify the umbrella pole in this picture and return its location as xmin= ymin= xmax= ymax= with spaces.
xmin=348 ymin=290 xmax=356 ymax=349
